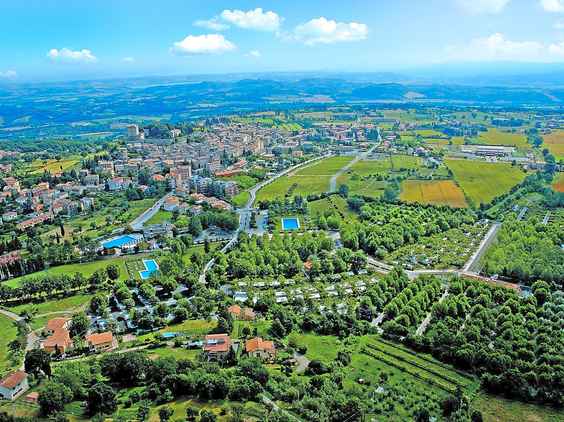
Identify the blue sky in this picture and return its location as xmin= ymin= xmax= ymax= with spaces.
xmin=1 ymin=0 xmax=564 ymax=81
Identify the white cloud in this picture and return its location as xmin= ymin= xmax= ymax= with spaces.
xmin=246 ymin=50 xmax=261 ymax=58
xmin=446 ymin=32 xmax=564 ymax=61
xmin=220 ymin=8 xmax=282 ymax=31
xmin=122 ymin=57 xmax=135 ymax=63
xmin=47 ymin=48 xmax=97 ymax=63
xmin=194 ymin=18 xmax=229 ymax=31
xmin=554 ymin=20 xmax=564 ymax=28
xmin=457 ymin=0 xmax=511 ymax=14
xmin=541 ymin=0 xmax=564 ymax=12
xmin=292 ymin=17 xmax=368 ymax=46
xmin=0 ymin=70 xmax=17 ymax=79
xmin=171 ymin=34 xmax=236 ymax=55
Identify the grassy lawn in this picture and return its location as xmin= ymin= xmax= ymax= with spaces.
xmin=137 ymin=319 xmax=217 ymax=343
xmin=445 ymin=159 xmax=527 ymax=205
xmin=257 ymin=156 xmax=353 ymax=201
xmin=309 ymin=195 xmax=358 ymax=223
xmin=478 ymin=128 xmax=529 ymax=148
xmin=336 ymin=158 xmax=392 ymax=198
xmin=400 ymin=180 xmax=468 ymax=208
xmin=146 ymin=347 xmax=201 ymax=361
xmin=4 ymin=255 xmax=144 ymax=288
xmin=542 ymin=130 xmax=564 ymax=161
xmin=288 ymin=333 xmax=340 ymax=363
xmin=474 ymin=393 xmax=564 ymax=422
xmin=8 ymin=294 xmax=93 ymax=330
xmin=0 ymin=314 xmax=19 ymax=376
xmin=390 ymin=155 xmax=423 ymax=170
xmin=145 ymin=210 xmax=173 ymax=225
xmin=231 ymin=319 xmax=271 ymax=339
xmin=232 ymin=191 xmax=250 ymax=208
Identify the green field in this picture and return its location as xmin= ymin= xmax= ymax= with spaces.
xmin=446 ymin=159 xmax=527 ymax=205
xmin=257 ymin=156 xmax=353 ymax=201
xmin=28 ymin=157 xmax=81 ymax=175
xmin=542 ymin=130 xmax=564 ymax=161
xmin=4 ymin=254 xmax=146 ymax=288
xmin=309 ymin=195 xmax=357 ymax=222
xmin=145 ymin=210 xmax=173 ymax=225
xmin=231 ymin=191 xmax=250 ymax=208
xmin=0 ymin=314 xmax=19 ymax=376
xmin=477 ymin=128 xmax=529 ymax=148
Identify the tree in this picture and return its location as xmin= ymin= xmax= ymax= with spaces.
xmin=199 ymin=410 xmax=217 ymax=422
xmin=86 ymin=383 xmax=117 ymax=416
xmin=106 ymin=264 xmax=120 ymax=281
xmin=338 ymin=184 xmax=349 ymax=198
xmin=90 ymin=293 xmax=108 ymax=315
xmin=25 ymin=349 xmax=51 ymax=377
xmin=70 ymin=312 xmax=89 ymax=338
xmin=159 ymin=406 xmax=174 ymax=422
xmin=137 ymin=400 xmax=151 ymax=421
xmin=186 ymin=406 xmax=198 ymax=421
xmin=38 ymin=382 xmax=72 ymax=415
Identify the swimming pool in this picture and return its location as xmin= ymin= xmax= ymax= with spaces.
xmin=139 ymin=259 xmax=159 ymax=280
xmin=282 ymin=217 xmax=300 ymax=231
xmin=102 ymin=234 xmax=139 ymax=249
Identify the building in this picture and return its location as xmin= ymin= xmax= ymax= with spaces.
xmin=0 ymin=371 xmax=29 ymax=400
xmin=85 ymin=332 xmax=118 ymax=352
xmin=245 ymin=337 xmax=276 ymax=362
xmin=163 ymin=196 xmax=180 ymax=212
xmin=42 ymin=318 xmax=73 ymax=354
xmin=203 ymin=334 xmax=231 ymax=361
xmin=127 ymin=124 xmax=140 ymax=138
xmin=228 ymin=304 xmax=256 ymax=321
xmin=460 ymin=145 xmax=515 ymax=157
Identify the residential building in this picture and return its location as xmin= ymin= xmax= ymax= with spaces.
xmin=245 ymin=337 xmax=276 ymax=362
xmin=0 ymin=371 xmax=29 ymax=400
xmin=42 ymin=318 xmax=73 ymax=354
xmin=228 ymin=304 xmax=256 ymax=321
xmin=203 ymin=334 xmax=231 ymax=361
xmin=85 ymin=332 xmax=118 ymax=352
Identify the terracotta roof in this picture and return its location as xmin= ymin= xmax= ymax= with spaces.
xmin=0 ymin=371 xmax=27 ymax=389
xmin=245 ymin=337 xmax=275 ymax=353
xmin=46 ymin=318 xmax=69 ymax=332
xmin=227 ymin=304 xmax=241 ymax=315
xmin=86 ymin=331 xmax=114 ymax=346
xmin=242 ymin=308 xmax=256 ymax=320
xmin=203 ymin=334 xmax=231 ymax=353
xmin=44 ymin=329 xmax=72 ymax=349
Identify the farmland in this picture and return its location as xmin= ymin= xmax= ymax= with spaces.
xmin=400 ymin=180 xmax=468 ymax=208
xmin=553 ymin=172 xmax=564 ymax=192
xmin=478 ymin=128 xmax=529 ymax=148
xmin=256 ymin=156 xmax=353 ymax=201
xmin=27 ymin=156 xmax=81 ymax=175
xmin=445 ymin=159 xmax=526 ymax=205
xmin=542 ymin=129 xmax=564 ymax=160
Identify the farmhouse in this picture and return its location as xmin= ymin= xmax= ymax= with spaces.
xmin=85 ymin=331 xmax=118 ymax=352
xmin=0 ymin=371 xmax=29 ymax=401
xmin=42 ymin=317 xmax=73 ymax=354
xmin=203 ymin=334 xmax=232 ymax=361
xmin=245 ymin=337 xmax=276 ymax=362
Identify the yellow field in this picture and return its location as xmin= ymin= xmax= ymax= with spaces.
xmin=553 ymin=173 xmax=564 ymax=192
xmin=478 ymin=129 xmax=528 ymax=148
xmin=542 ymin=130 xmax=564 ymax=160
xmin=400 ymin=180 xmax=468 ymax=208
xmin=29 ymin=157 xmax=80 ymax=175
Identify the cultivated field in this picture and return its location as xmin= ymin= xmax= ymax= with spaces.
xmin=446 ymin=159 xmax=526 ymax=205
xmin=28 ymin=157 xmax=81 ymax=175
xmin=257 ymin=156 xmax=352 ymax=201
xmin=542 ymin=130 xmax=564 ymax=160
xmin=478 ymin=128 xmax=529 ymax=148
xmin=0 ymin=315 xmax=18 ymax=376
xmin=400 ymin=180 xmax=468 ymax=208
xmin=553 ymin=172 xmax=564 ymax=192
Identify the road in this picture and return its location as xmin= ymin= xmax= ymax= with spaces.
xmin=415 ymin=289 xmax=449 ymax=336
xmin=462 ymin=222 xmax=500 ymax=273
xmin=130 ymin=192 xmax=172 ymax=231
xmin=329 ymin=143 xmax=378 ymax=192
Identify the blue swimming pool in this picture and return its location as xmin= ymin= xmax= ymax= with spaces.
xmin=102 ymin=234 xmax=138 ymax=249
xmin=282 ymin=217 xmax=300 ymax=231
xmin=139 ymin=259 xmax=159 ymax=280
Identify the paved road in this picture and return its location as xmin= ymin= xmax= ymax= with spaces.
xmin=0 ymin=308 xmax=24 ymax=322
xmin=415 ymin=289 xmax=449 ymax=336
xmin=463 ymin=222 xmax=500 ymax=272
xmin=329 ymin=143 xmax=378 ymax=192
xmin=130 ymin=192 xmax=172 ymax=231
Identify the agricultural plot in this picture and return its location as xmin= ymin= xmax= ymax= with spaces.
xmin=542 ymin=130 xmax=564 ymax=160
xmin=445 ymin=159 xmax=526 ymax=205
xmin=257 ymin=156 xmax=353 ymax=201
xmin=336 ymin=157 xmax=395 ymax=198
xmin=477 ymin=128 xmax=529 ymax=148
xmin=309 ymin=195 xmax=357 ymax=223
xmin=400 ymin=180 xmax=468 ymax=208
xmin=28 ymin=156 xmax=81 ymax=175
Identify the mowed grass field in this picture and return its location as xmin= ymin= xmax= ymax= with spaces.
xmin=446 ymin=159 xmax=526 ymax=205
xmin=542 ymin=130 xmax=564 ymax=160
xmin=478 ymin=128 xmax=529 ymax=148
xmin=400 ymin=180 xmax=468 ymax=208
xmin=0 ymin=314 xmax=18 ymax=376
xmin=553 ymin=172 xmax=564 ymax=192
xmin=257 ymin=156 xmax=352 ymax=201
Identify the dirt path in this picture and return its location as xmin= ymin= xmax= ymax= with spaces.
xmin=329 ymin=144 xmax=378 ymax=192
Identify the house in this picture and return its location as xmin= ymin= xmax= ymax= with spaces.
xmin=245 ymin=337 xmax=276 ymax=362
xmin=42 ymin=318 xmax=73 ymax=354
xmin=0 ymin=371 xmax=29 ymax=400
xmin=163 ymin=196 xmax=180 ymax=212
xmin=85 ymin=331 xmax=118 ymax=352
xmin=227 ymin=304 xmax=256 ymax=321
xmin=203 ymin=334 xmax=231 ymax=361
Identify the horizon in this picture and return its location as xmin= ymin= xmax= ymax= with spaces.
xmin=2 ymin=0 xmax=564 ymax=82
